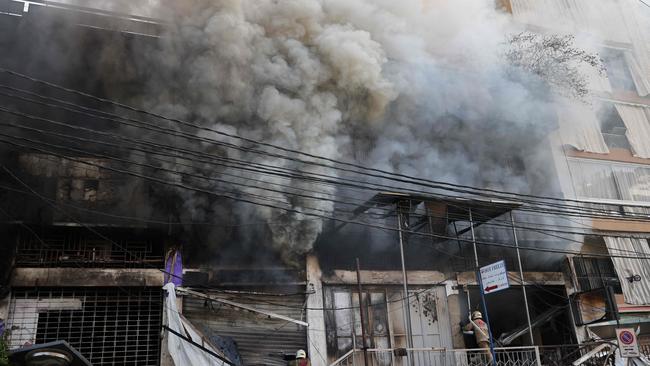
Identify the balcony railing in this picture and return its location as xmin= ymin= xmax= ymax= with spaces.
xmin=329 ymin=346 xmax=542 ymax=366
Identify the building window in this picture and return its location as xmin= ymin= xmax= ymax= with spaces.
xmin=572 ymin=256 xmax=619 ymax=293
xmin=324 ymin=286 xmax=452 ymax=364
xmin=326 ymin=289 xmax=390 ymax=360
xmin=568 ymin=159 xmax=650 ymax=214
xmin=602 ymin=49 xmax=637 ymax=92
xmin=15 ymin=227 xmax=164 ymax=268
xmin=597 ymin=104 xmax=631 ymax=150
xmin=6 ymin=287 xmax=163 ymax=366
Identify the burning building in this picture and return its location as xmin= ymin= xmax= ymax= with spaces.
xmin=0 ymin=0 xmax=649 ymax=366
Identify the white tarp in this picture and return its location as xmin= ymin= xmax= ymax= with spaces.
xmin=614 ymin=104 xmax=650 ymax=158
xmin=163 ymin=283 xmax=228 ymax=366
xmin=625 ymin=52 xmax=650 ymax=97
xmin=558 ymin=101 xmax=610 ymax=154
xmin=604 ymin=237 xmax=650 ymax=305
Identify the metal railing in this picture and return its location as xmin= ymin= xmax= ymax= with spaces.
xmin=329 ymin=346 xmax=542 ymax=366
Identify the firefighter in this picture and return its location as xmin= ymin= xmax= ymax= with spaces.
xmin=463 ymin=311 xmax=493 ymax=364
xmin=290 ymin=349 xmax=310 ymax=366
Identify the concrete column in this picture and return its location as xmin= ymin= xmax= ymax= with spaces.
xmin=306 ymin=254 xmax=328 ymax=366
xmin=0 ymin=290 xmax=10 ymax=332
xmin=445 ymin=281 xmax=465 ymax=349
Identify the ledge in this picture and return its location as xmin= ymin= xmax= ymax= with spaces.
xmin=456 ymin=271 xmax=565 ymax=286
xmin=322 ymin=270 xmax=447 ymax=285
xmin=11 ymin=268 xmax=164 ymax=287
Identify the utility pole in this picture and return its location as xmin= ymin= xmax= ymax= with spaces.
xmin=356 ymin=258 xmax=370 ymax=366
xmin=397 ymin=200 xmax=414 ymax=366
xmin=469 ymin=208 xmax=497 ymax=366
xmin=511 ymin=212 xmax=534 ymax=345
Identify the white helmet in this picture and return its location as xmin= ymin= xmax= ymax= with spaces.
xmin=296 ymin=349 xmax=307 ymax=359
xmin=472 ymin=311 xmax=483 ymax=320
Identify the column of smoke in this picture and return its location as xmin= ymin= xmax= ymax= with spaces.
xmin=29 ymin=0 xmax=616 ymax=267
xmin=121 ymin=0 xmax=574 ymax=266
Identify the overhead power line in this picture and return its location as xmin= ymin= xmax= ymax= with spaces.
xmin=1 ymin=68 xmax=649 ymax=215
xmin=1 ymin=120 xmax=649 ymax=252
xmin=2 ymin=139 xmax=650 ymax=261
xmin=1 ymin=117 xmax=648 ymax=259
xmin=0 ymin=99 xmax=648 ymax=223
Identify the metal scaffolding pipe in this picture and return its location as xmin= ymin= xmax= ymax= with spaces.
xmin=469 ymin=208 xmax=497 ymax=366
xmin=511 ymin=212 xmax=534 ymax=345
xmin=397 ymin=202 xmax=414 ymax=366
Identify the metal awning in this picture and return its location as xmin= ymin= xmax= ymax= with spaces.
xmin=356 ymin=191 xmax=521 ymax=217
xmin=340 ymin=191 xmax=522 ymax=233
xmin=587 ymin=316 xmax=650 ymax=328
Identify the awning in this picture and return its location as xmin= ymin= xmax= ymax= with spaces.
xmin=587 ymin=315 xmax=650 ymax=328
xmin=604 ymin=237 xmax=650 ymax=305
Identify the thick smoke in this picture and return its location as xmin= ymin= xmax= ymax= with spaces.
xmin=120 ymin=0 xmax=568 ymax=264
xmin=3 ymin=0 xmax=599 ymax=266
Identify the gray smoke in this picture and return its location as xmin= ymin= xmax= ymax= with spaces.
xmin=124 ymin=0 xmax=568 ymax=264
xmin=3 ymin=0 xmax=606 ymax=266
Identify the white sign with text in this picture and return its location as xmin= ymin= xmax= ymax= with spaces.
xmin=480 ymin=260 xmax=509 ymax=294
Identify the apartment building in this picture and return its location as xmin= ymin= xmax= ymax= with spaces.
xmin=504 ymin=0 xmax=650 ymax=348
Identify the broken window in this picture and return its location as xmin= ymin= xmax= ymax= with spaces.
xmin=572 ymin=255 xmax=619 ymax=292
xmin=326 ymin=289 xmax=390 ymax=362
xmin=15 ymin=227 xmax=164 ymax=268
xmin=324 ymin=286 xmax=452 ymax=364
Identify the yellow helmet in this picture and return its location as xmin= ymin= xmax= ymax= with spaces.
xmin=296 ymin=350 xmax=307 ymax=359
xmin=472 ymin=311 xmax=483 ymax=320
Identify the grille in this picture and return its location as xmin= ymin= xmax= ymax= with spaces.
xmin=7 ymin=287 xmax=162 ymax=366
xmin=573 ymin=256 xmax=619 ymax=292
xmin=15 ymin=228 xmax=164 ymax=268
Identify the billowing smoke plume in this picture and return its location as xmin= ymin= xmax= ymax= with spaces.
xmin=1 ymin=0 xmax=600 ymax=266
xmin=126 ymin=0 xmax=564 ymax=263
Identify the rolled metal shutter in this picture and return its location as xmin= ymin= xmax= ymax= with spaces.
xmin=183 ymin=290 xmax=307 ymax=366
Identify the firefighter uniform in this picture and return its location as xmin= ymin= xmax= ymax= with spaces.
xmin=463 ymin=311 xmax=493 ymax=364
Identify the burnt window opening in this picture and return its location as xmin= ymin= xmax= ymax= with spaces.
xmin=83 ymin=179 xmax=99 ymax=202
xmin=57 ymin=178 xmax=116 ymax=205
xmin=7 ymin=287 xmax=163 ymax=366
xmin=326 ymin=290 xmax=390 ymax=358
xmin=598 ymin=104 xmax=631 ymax=150
xmin=601 ymin=49 xmax=636 ymax=92
xmin=573 ymin=256 xmax=620 ymax=293
xmin=324 ymin=286 xmax=451 ymax=363
xmin=15 ymin=227 xmax=165 ymax=268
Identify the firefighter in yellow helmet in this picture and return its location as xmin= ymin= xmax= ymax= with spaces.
xmin=463 ymin=311 xmax=493 ymax=364
xmin=289 ymin=349 xmax=310 ymax=366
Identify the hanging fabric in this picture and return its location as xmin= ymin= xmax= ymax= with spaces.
xmin=163 ymin=283 xmax=229 ymax=366
xmin=614 ymin=104 xmax=650 ymax=158
xmin=604 ymin=237 xmax=650 ymax=305
xmin=624 ymin=52 xmax=650 ymax=96
xmin=558 ymin=102 xmax=609 ymax=154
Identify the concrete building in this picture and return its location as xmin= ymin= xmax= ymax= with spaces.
xmin=502 ymin=0 xmax=650 ymax=353
xmin=1 ymin=1 xmax=649 ymax=366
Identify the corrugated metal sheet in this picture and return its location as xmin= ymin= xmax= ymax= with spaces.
xmin=183 ymin=290 xmax=307 ymax=366
xmin=605 ymin=237 xmax=650 ymax=305
xmin=615 ymin=104 xmax=650 ymax=158
xmin=557 ymin=101 xmax=609 ymax=154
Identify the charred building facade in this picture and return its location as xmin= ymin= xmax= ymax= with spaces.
xmin=1 ymin=1 xmax=650 ymax=366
